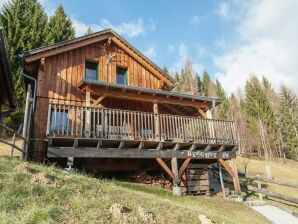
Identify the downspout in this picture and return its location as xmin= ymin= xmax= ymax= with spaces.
xmin=19 ymin=54 xmax=36 ymax=110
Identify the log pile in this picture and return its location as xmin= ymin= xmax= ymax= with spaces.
xmin=131 ymin=172 xmax=172 ymax=190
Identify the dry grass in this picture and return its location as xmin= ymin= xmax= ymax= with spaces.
xmin=0 ymin=139 xmax=22 ymax=157
xmin=237 ymin=156 xmax=298 ymax=212
xmin=0 ymin=157 xmax=268 ymax=224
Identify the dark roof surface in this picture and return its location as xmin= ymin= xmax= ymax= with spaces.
xmin=22 ymin=28 xmax=175 ymax=84
xmin=0 ymin=28 xmax=16 ymax=110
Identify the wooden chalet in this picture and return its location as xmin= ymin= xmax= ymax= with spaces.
xmin=0 ymin=28 xmax=16 ymax=112
xmin=21 ymin=28 xmax=240 ymax=195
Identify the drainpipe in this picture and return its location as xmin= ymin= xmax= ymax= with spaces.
xmin=21 ymin=68 xmax=36 ymax=110
xmin=19 ymin=54 xmax=36 ymax=110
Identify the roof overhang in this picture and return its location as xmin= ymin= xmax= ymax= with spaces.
xmin=79 ymin=79 xmax=221 ymax=111
xmin=0 ymin=28 xmax=16 ymax=110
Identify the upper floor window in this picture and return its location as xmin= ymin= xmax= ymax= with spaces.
xmin=116 ymin=66 xmax=128 ymax=85
xmin=85 ymin=60 xmax=98 ymax=80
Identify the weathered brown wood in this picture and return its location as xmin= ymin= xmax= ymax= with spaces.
xmin=156 ymin=158 xmax=174 ymax=179
xmin=47 ymin=146 xmax=236 ymax=159
xmin=178 ymin=157 xmax=191 ymax=178
xmin=247 ymin=185 xmax=298 ymax=204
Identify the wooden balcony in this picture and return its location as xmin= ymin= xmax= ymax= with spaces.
xmin=46 ymin=103 xmax=238 ymax=159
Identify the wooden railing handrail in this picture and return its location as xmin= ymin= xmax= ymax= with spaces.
xmin=0 ymin=123 xmax=29 ymax=144
xmin=49 ymin=103 xmax=235 ymax=123
xmin=246 ymin=174 xmax=298 ymax=189
xmin=47 ymin=103 xmax=238 ymax=144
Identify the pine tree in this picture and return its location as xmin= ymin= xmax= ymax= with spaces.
xmin=241 ymin=76 xmax=276 ymax=160
xmin=173 ymin=59 xmax=197 ymax=95
xmin=195 ymin=73 xmax=202 ymax=95
xmin=278 ymin=85 xmax=298 ymax=159
xmin=215 ymin=79 xmax=228 ymax=119
xmin=48 ymin=4 xmax=75 ymax=44
xmin=85 ymin=27 xmax=93 ymax=35
xmin=202 ymin=70 xmax=210 ymax=96
xmin=162 ymin=66 xmax=169 ymax=75
xmin=0 ymin=0 xmax=50 ymax=127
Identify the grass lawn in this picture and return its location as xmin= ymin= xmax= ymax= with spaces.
xmin=0 ymin=157 xmax=268 ymax=224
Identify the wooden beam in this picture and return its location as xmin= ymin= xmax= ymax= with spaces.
xmin=111 ymin=37 xmax=174 ymax=87
xmin=156 ymin=158 xmax=174 ymax=179
xmin=86 ymin=85 xmax=210 ymax=109
xmin=196 ymin=107 xmax=207 ymax=118
xmin=171 ymin=157 xmax=179 ymax=186
xmin=218 ymin=159 xmax=241 ymax=195
xmin=178 ymin=157 xmax=191 ymax=178
xmin=93 ymin=94 xmax=106 ymax=106
xmin=229 ymin=158 xmax=241 ymax=195
xmin=48 ymin=147 xmax=237 ymax=159
xmin=153 ymin=102 xmax=160 ymax=140
xmin=218 ymin=159 xmax=235 ymax=177
xmin=25 ymin=34 xmax=110 ymax=63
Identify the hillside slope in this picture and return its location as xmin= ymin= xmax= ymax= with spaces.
xmin=0 ymin=157 xmax=268 ymax=224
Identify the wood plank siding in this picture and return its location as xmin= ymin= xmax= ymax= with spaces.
xmin=32 ymin=40 xmax=170 ymax=160
xmin=37 ymin=42 xmax=164 ymax=105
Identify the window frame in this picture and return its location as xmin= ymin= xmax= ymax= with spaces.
xmin=116 ymin=66 xmax=128 ymax=85
xmin=84 ymin=59 xmax=99 ymax=81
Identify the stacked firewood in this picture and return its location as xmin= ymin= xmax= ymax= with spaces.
xmin=131 ymin=172 xmax=172 ymax=190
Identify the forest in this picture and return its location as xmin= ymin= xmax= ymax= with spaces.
xmin=1 ymin=0 xmax=297 ymax=161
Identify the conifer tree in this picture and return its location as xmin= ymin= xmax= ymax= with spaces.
xmin=215 ymin=79 xmax=228 ymax=119
xmin=202 ymin=70 xmax=210 ymax=96
xmin=48 ymin=4 xmax=75 ymax=44
xmin=85 ymin=27 xmax=93 ymax=35
xmin=195 ymin=73 xmax=202 ymax=95
xmin=278 ymin=85 xmax=298 ymax=159
xmin=0 ymin=0 xmax=50 ymax=127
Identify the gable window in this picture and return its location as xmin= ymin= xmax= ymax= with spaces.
xmin=116 ymin=67 xmax=128 ymax=85
xmin=85 ymin=60 xmax=98 ymax=80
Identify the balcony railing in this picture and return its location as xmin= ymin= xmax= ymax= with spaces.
xmin=46 ymin=104 xmax=237 ymax=145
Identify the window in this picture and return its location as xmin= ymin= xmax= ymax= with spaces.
xmin=116 ymin=67 xmax=128 ymax=85
xmin=85 ymin=61 xmax=98 ymax=80
xmin=51 ymin=110 xmax=68 ymax=134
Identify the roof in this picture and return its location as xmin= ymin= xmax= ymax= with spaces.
xmin=21 ymin=28 xmax=175 ymax=85
xmin=79 ymin=79 xmax=221 ymax=108
xmin=0 ymin=28 xmax=16 ymax=110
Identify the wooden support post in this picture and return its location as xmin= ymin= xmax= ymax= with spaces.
xmin=21 ymin=84 xmax=31 ymax=160
xmin=85 ymin=92 xmax=91 ymax=137
xmin=257 ymin=174 xmax=263 ymax=201
xmin=10 ymin=134 xmax=16 ymax=159
xmin=218 ymin=163 xmax=226 ymax=197
xmin=153 ymin=101 xmax=160 ymax=140
xmin=229 ymin=158 xmax=241 ymax=195
xmin=218 ymin=159 xmax=241 ymax=195
xmin=25 ymin=103 xmax=33 ymax=160
xmin=178 ymin=157 xmax=191 ymax=178
xmin=155 ymin=158 xmax=174 ymax=179
xmin=171 ymin=157 xmax=181 ymax=196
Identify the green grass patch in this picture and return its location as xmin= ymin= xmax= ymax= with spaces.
xmin=0 ymin=157 xmax=268 ymax=224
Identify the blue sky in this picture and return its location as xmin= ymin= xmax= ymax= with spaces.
xmin=44 ymin=0 xmax=232 ymax=76
xmin=2 ymin=0 xmax=298 ymax=94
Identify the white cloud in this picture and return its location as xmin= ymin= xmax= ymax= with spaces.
xmin=143 ymin=45 xmax=156 ymax=58
xmin=167 ymin=44 xmax=175 ymax=54
xmin=190 ymin=15 xmax=201 ymax=25
xmin=214 ymin=0 xmax=298 ymax=94
xmin=216 ymin=1 xmax=230 ymax=20
xmin=72 ymin=17 xmax=148 ymax=38
xmin=169 ymin=43 xmax=204 ymax=75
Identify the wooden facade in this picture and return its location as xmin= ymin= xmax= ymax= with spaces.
xmin=22 ymin=29 xmax=240 ymax=195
